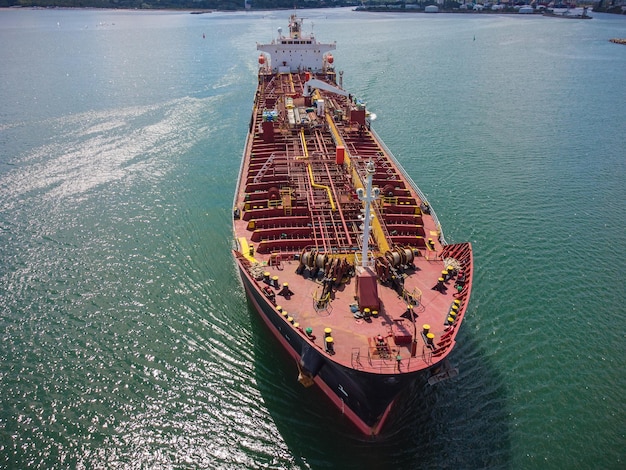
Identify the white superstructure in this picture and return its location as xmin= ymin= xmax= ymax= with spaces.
xmin=257 ymin=15 xmax=336 ymax=74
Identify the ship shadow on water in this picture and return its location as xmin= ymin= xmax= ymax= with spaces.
xmin=248 ymin=302 xmax=511 ymax=469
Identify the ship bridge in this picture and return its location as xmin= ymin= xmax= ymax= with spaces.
xmin=257 ymin=14 xmax=336 ymax=74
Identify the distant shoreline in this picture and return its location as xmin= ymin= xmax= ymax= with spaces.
xmin=354 ymin=5 xmax=624 ymax=16
xmin=2 ymin=5 xmax=623 ymax=16
xmin=0 ymin=6 xmax=209 ymax=11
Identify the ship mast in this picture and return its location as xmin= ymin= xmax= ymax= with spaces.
xmin=357 ymin=160 xmax=379 ymax=267
xmin=288 ymin=14 xmax=301 ymax=38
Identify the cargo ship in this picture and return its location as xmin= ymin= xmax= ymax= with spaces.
xmin=232 ymin=15 xmax=473 ymax=436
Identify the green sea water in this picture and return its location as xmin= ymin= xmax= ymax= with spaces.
xmin=1 ymin=7 xmax=624 ymax=469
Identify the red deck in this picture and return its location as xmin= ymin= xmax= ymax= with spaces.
xmin=233 ymin=69 xmax=473 ymax=377
xmin=234 ymin=243 xmax=471 ymax=376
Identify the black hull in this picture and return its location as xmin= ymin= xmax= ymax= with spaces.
xmin=236 ymin=259 xmax=431 ymax=435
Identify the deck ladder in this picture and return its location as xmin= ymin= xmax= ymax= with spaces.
xmin=253 ymin=153 xmax=276 ymax=184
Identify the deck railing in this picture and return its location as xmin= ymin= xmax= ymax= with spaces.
xmin=366 ymin=348 xmax=406 ymax=373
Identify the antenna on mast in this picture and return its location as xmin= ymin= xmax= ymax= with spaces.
xmin=356 ymin=159 xmax=380 ymax=267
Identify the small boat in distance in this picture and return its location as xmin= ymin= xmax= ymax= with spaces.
xmin=232 ymin=15 xmax=473 ymax=435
